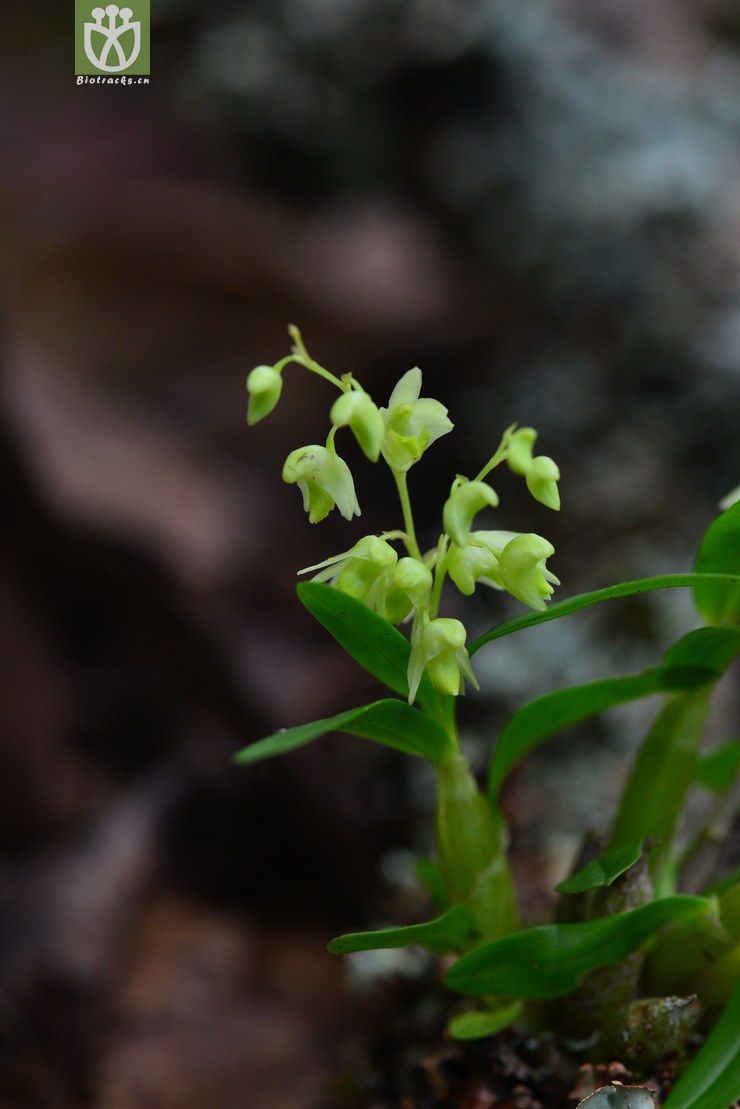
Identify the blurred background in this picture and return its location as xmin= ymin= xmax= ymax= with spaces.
xmin=1 ymin=0 xmax=740 ymax=1105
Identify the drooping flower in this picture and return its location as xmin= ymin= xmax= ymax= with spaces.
xmin=443 ymin=479 xmax=499 ymax=548
xmin=447 ymin=530 xmax=520 ymax=595
xmin=300 ymin=540 xmax=433 ymax=625
xmin=407 ymin=617 xmax=479 ymax=704
xmin=497 ymin=533 xmax=560 ymax=611
xmin=379 ymin=367 xmax=453 ymax=472
xmin=246 ymin=365 xmax=282 ymax=425
xmin=330 ymin=389 xmax=385 ymax=462
xmin=507 ymin=427 xmax=561 ymax=510
xmin=282 ymin=445 xmax=360 ymax=523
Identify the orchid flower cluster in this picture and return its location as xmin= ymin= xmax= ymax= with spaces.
xmin=247 ymin=326 xmax=561 ymax=704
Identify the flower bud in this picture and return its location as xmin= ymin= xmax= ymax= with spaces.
xmin=246 ymin=365 xmax=282 ymax=425
xmin=407 ymin=617 xmax=479 ymax=703
xmin=506 ymin=427 xmax=560 ymax=510
xmin=393 ymin=557 xmax=433 ymax=605
xmin=283 ymin=445 xmax=360 ymax=523
xmin=330 ymin=390 xmax=385 ymax=462
xmin=526 ymin=455 xmax=561 ymax=510
xmin=369 ymin=556 xmax=431 ymax=625
xmin=497 ymin=533 xmax=559 ymax=611
xmin=506 ymin=427 xmax=537 ymax=474
xmin=443 ymin=480 xmax=499 ymax=548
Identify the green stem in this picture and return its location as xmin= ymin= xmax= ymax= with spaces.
xmin=393 ymin=469 xmax=422 ymax=560
xmin=286 ymin=326 xmax=346 ymax=390
xmin=429 ymin=534 xmax=449 ymax=619
xmin=473 ymin=425 xmax=515 ymax=484
xmin=435 ymin=750 xmax=520 ymax=939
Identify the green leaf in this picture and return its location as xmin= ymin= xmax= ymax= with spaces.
xmin=234 ymin=698 xmax=452 ymax=766
xmin=664 ymin=625 xmax=740 ymax=677
xmin=557 ymin=842 xmax=645 ymax=895
xmin=694 ymin=501 xmax=740 ymax=626
xmin=697 ymin=741 xmax=740 ymax=793
xmin=297 ymin=581 xmax=438 ymax=711
xmin=488 ymin=671 xmax=669 ymax=800
xmin=447 ymin=1001 xmax=523 ymax=1040
xmin=609 ymin=689 xmax=711 ymax=889
xmin=468 ymin=574 xmax=740 ymax=657
xmin=486 ymin=624 xmax=740 ymax=800
xmin=328 ymin=904 xmax=480 ymax=956
xmin=445 ymin=896 xmax=710 ymax=999
xmin=604 ymin=630 xmax=740 ymax=891
xmin=662 ymin=975 xmax=740 ymax=1109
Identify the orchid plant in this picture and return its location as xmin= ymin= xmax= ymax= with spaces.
xmin=238 ymin=328 xmax=740 ymax=1109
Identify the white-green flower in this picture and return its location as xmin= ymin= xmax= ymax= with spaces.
xmin=447 ymin=530 xmax=519 ymax=595
xmin=246 ymin=365 xmax=282 ymax=425
xmin=283 ymin=445 xmax=360 ymax=524
xmin=332 ymin=535 xmax=398 ymax=613
xmin=379 ymin=367 xmax=453 ymax=472
xmin=507 ymin=427 xmax=561 ymax=510
xmin=497 ymin=533 xmax=559 ymax=611
xmin=443 ymin=479 xmax=499 ymax=548
xmin=299 ymin=540 xmax=431 ymax=624
xmin=407 ymin=617 xmax=479 ymax=703
xmin=330 ymin=390 xmax=385 ymax=462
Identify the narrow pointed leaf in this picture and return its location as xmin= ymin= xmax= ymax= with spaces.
xmin=557 ymin=842 xmax=645 ymax=895
xmin=662 ymin=975 xmax=740 ymax=1109
xmin=487 ymin=626 xmax=740 ymax=800
xmin=234 ymin=698 xmax=452 ymax=766
xmin=447 ymin=1001 xmax=523 ymax=1040
xmin=488 ymin=671 xmax=667 ymax=800
xmin=694 ymin=501 xmax=740 ymax=626
xmin=468 ymin=574 xmax=740 ymax=657
xmin=664 ymin=625 xmax=740 ymax=677
xmin=609 ymin=689 xmax=710 ymax=881
xmin=328 ymin=904 xmax=479 ymax=956
xmin=297 ymin=581 xmax=438 ymax=710
xmin=608 ymin=630 xmax=740 ymax=883
xmin=445 ymin=896 xmax=710 ymax=999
